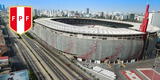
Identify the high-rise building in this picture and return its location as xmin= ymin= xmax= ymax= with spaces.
xmin=86 ymin=8 xmax=89 ymax=14
xmin=0 ymin=4 xmax=5 ymax=11
xmin=148 ymin=12 xmax=160 ymax=27
xmin=100 ymin=12 xmax=104 ymax=18
xmin=2 ymin=4 xmax=5 ymax=10
xmin=0 ymin=4 xmax=2 ymax=11
xmin=128 ymin=13 xmax=135 ymax=21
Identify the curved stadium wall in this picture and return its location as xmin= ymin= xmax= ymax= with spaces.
xmin=30 ymin=18 xmax=157 ymax=62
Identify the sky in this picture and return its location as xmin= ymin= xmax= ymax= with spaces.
xmin=1 ymin=0 xmax=160 ymax=13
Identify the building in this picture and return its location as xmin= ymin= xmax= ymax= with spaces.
xmin=148 ymin=12 xmax=160 ymax=27
xmin=33 ymin=9 xmax=40 ymax=16
xmin=128 ymin=13 xmax=135 ymax=21
xmin=135 ymin=15 xmax=143 ymax=22
xmin=0 ymin=4 xmax=5 ymax=11
xmin=86 ymin=8 xmax=89 ymax=14
xmin=120 ymin=15 xmax=128 ymax=21
xmin=30 ymin=18 xmax=159 ymax=62
xmin=0 ymin=4 xmax=1 ymax=11
xmin=2 ymin=5 xmax=5 ymax=10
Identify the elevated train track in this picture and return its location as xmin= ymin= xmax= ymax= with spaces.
xmin=8 ymin=25 xmax=93 ymax=80
xmin=15 ymin=42 xmax=46 ymax=80
xmin=22 ymin=34 xmax=93 ymax=80
xmin=8 ymin=30 xmax=48 ymax=80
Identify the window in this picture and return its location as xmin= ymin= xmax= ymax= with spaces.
xmin=127 ymin=37 xmax=131 ymax=40
xmin=92 ymin=36 xmax=96 ymax=39
xmin=70 ymin=34 xmax=73 ymax=36
xmin=102 ymin=37 xmax=107 ymax=40
xmin=118 ymin=37 xmax=122 ymax=39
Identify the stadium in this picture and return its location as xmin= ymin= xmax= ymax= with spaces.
xmin=30 ymin=18 xmax=159 ymax=62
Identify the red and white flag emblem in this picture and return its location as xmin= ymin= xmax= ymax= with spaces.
xmin=9 ymin=6 xmax=32 ymax=34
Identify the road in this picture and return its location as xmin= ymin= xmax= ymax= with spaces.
xmin=7 ymin=29 xmax=50 ymax=80
xmin=1 ymin=12 xmax=49 ymax=79
xmin=7 ymin=28 xmax=93 ymax=80
xmin=22 ymin=34 xmax=93 ymax=80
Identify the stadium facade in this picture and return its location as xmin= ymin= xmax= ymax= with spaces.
xmin=30 ymin=18 xmax=159 ymax=62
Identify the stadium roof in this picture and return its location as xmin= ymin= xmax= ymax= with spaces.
xmin=34 ymin=18 xmax=159 ymax=35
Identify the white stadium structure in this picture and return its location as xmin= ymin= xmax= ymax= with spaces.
xmin=30 ymin=18 xmax=159 ymax=62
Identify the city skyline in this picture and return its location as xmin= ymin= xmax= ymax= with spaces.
xmin=1 ymin=0 xmax=160 ymax=13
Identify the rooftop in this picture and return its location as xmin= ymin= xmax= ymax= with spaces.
xmin=34 ymin=18 xmax=159 ymax=35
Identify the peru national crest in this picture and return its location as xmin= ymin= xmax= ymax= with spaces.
xmin=9 ymin=6 xmax=32 ymax=34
